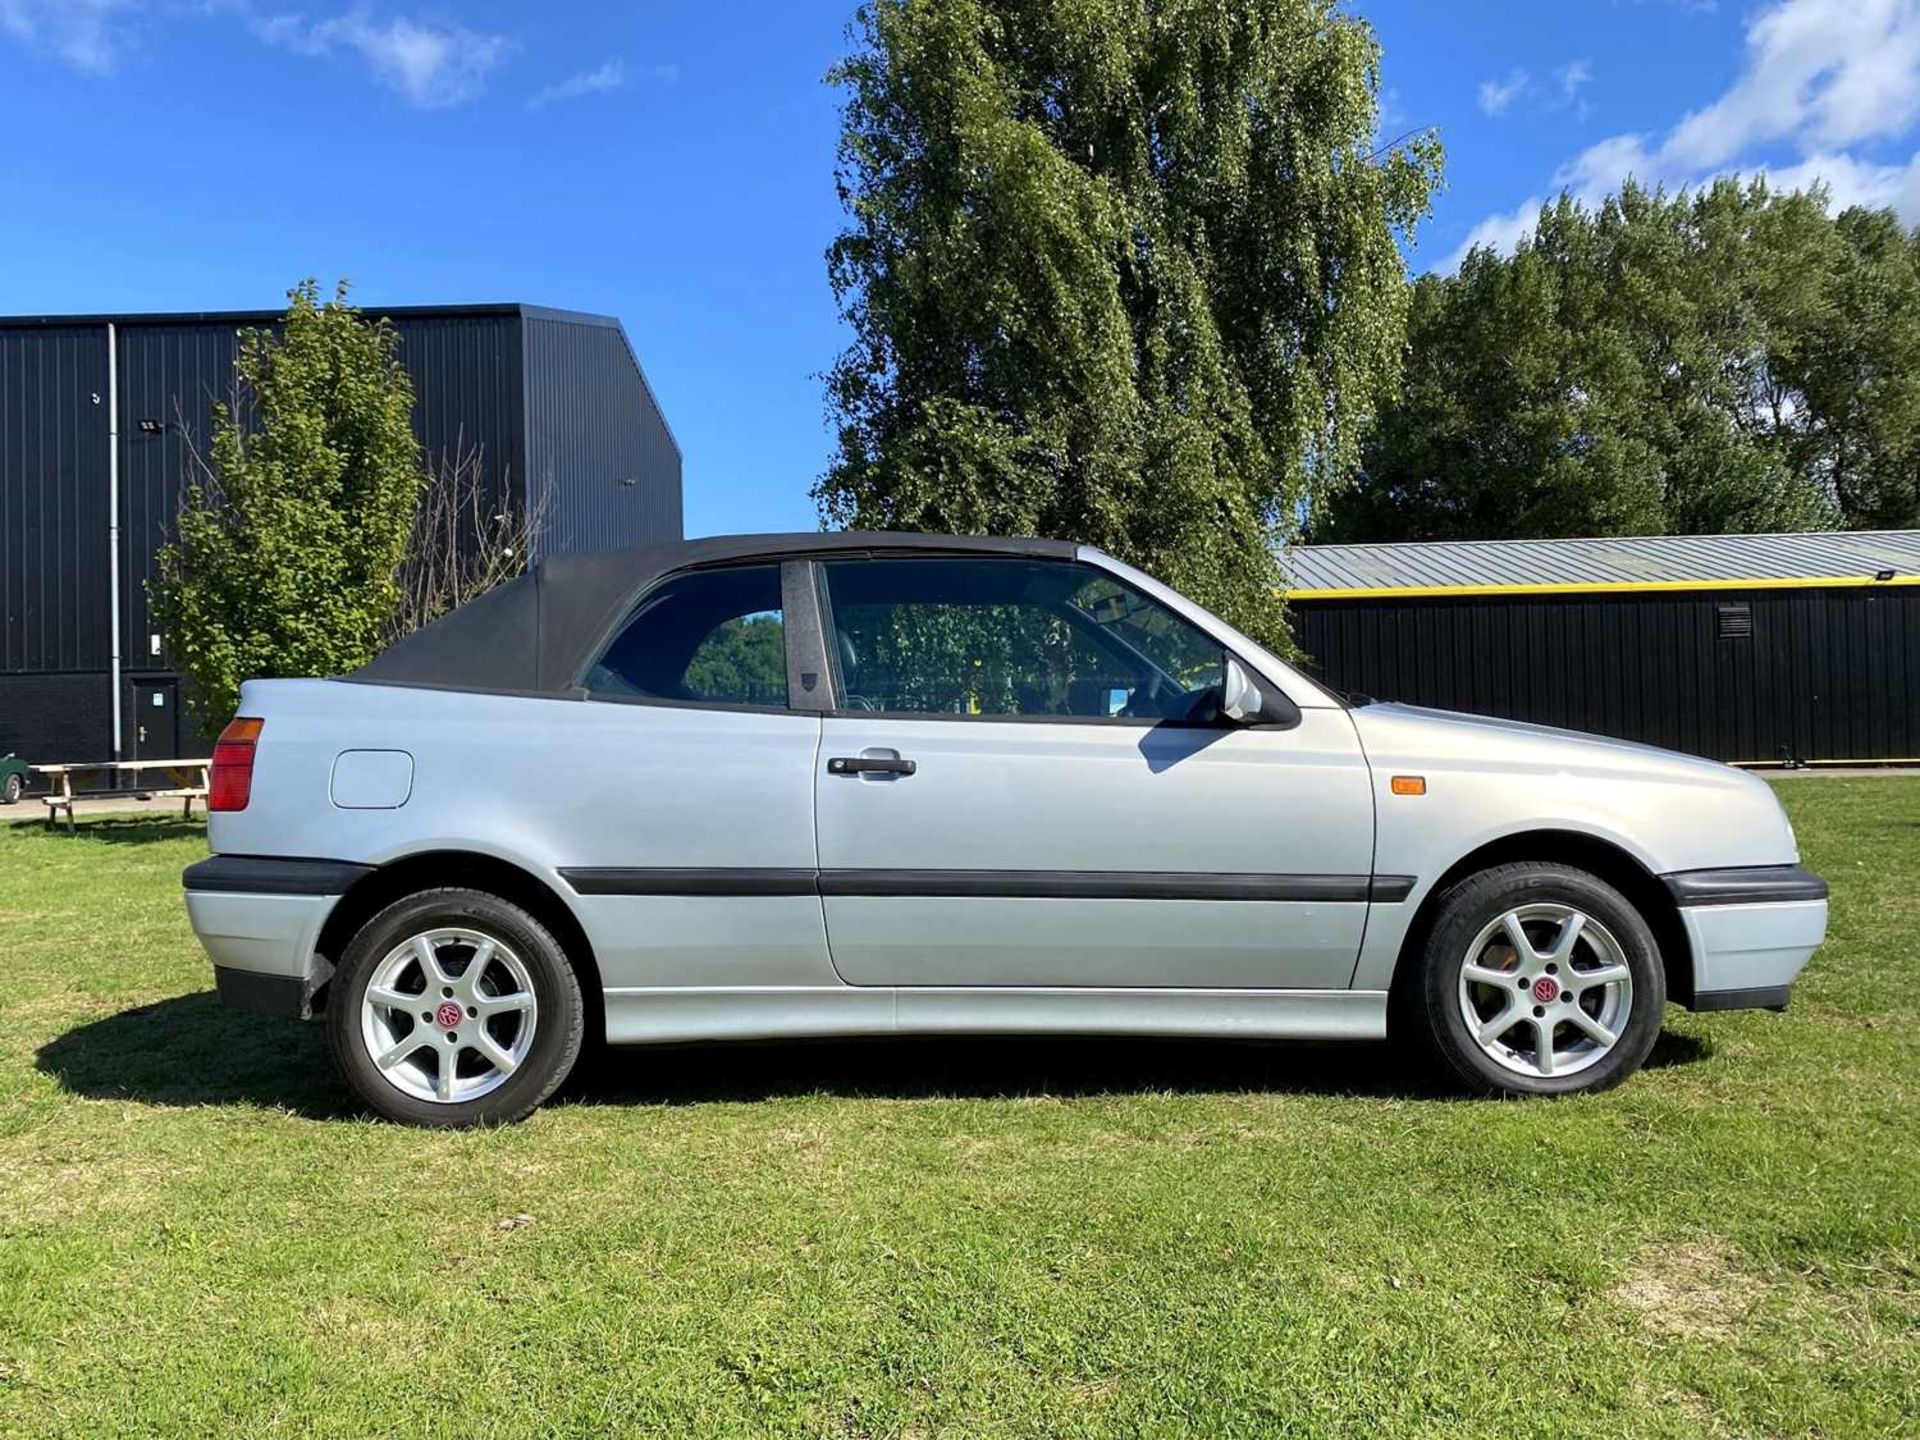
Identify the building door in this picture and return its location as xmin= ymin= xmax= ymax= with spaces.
xmin=133 ymin=682 xmax=180 ymax=760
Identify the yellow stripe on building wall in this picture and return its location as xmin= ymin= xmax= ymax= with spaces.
xmin=1284 ymin=574 xmax=1920 ymax=601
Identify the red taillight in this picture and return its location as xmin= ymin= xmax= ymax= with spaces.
xmin=209 ymin=716 xmax=263 ymax=812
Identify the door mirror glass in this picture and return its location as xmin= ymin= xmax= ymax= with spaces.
xmin=1220 ymin=656 xmax=1266 ymax=724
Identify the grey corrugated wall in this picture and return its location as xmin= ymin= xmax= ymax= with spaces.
xmin=1290 ymin=587 xmax=1920 ymax=764
xmin=115 ymin=320 xmax=242 ymax=682
xmin=1 ymin=324 xmax=110 ymax=676
xmin=0 ymin=304 xmax=679 ymax=764
xmin=522 ymin=310 xmax=682 ymax=557
xmin=110 ymin=312 xmax=525 ymax=680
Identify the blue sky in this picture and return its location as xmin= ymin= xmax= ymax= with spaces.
xmin=3 ymin=1 xmax=1916 ymax=537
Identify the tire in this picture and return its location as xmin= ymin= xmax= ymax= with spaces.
xmin=1 ymin=772 xmax=21 ymax=805
xmin=1400 ymin=862 xmax=1666 ymax=1097
xmin=327 ymin=888 xmax=585 ymax=1127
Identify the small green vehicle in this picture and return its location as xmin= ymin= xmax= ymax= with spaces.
xmin=0 ymin=753 xmax=30 ymax=805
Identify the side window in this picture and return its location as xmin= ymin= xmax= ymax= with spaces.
xmin=819 ymin=558 xmax=1226 ymax=721
xmin=584 ymin=565 xmax=787 ymax=707
xmin=1068 ymin=574 xmax=1225 ymax=692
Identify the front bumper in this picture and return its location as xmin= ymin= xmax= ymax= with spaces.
xmin=183 ymin=856 xmax=371 ymax=1018
xmin=1663 ymin=865 xmax=1828 ymax=1012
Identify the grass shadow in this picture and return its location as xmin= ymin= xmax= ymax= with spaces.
xmin=1644 ymin=1026 xmax=1714 ymax=1069
xmin=39 ymin=995 xmax=1717 ymax=1119
xmin=562 ymin=1033 xmax=1449 ymax=1107
xmin=36 ymin=992 xmax=352 ymax=1119
xmin=7 ymin=814 xmax=206 ymax=846
xmin=39 ymin=993 xmax=1449 ymax=1117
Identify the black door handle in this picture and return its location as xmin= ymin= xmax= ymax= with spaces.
xmin=827 ymin=756 xmax=917 ymax=776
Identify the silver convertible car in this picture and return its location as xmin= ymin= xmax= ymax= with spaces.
xmin=183 ymin=532 xmax=1828 ymax=1125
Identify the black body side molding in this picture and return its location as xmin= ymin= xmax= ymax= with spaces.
xmin=1661 ymin=865 xmax=1828 ymax=907
xmin=560 ymin=867 xmax=1421 ymax=903
xmin=184 ymin=855 xmax=377 ymax=896
xmin=814 ymin=870 xmax=1376 ymax=901
xmin=561 ymin=867 xmax=819 ymax=897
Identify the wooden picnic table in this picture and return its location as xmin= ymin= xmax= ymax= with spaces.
xmin=36 ymin=758 xmax=212 ymax=832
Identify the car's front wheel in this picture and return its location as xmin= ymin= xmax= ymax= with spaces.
xmin=327 ymin=888 xmax=584 ymax=1126
xmin=1404 ymin=862 xmax=1666 ymax=1096
xmin=1 ymin=772 xmax=22 ymax=805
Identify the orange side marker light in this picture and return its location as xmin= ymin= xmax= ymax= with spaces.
xmin=1390 ymin=775 xmax=1426 ymax=796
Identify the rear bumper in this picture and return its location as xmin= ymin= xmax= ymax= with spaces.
xmin=183 ymin=856 xmax=368 ymax=1018
xmin=1664 ymin=865 xmax=1828 ymax=1013
xmin=212 ymin=964 xmax=312 ymax=1018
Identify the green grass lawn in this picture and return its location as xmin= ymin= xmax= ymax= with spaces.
xmin=1 ymin=782 xmax=1915 ymax=1438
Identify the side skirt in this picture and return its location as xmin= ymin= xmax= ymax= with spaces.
xmin=601 ymin=986 xmax=1388 ymax=1046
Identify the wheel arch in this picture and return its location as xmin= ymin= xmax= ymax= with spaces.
xmin=312 ymin=850 xmax=605 ymax=1029
xmin=1389 ymin=829 xmax=1694 ymax=1007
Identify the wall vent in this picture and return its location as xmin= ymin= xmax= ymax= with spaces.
xmin=1716 ymin=602 xmax=1754 ymax=640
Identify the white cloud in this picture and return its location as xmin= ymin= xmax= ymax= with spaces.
xmin=1477 ymin=68 xmax=1528 ymax=118
xmin=0 ymin=2 xmax=515 ymax=106
xmin=252 ymin=10 xmax=510 ymax=109
xmin=526 ymin=57 xmax=675 ymax=110
xmin=0 ymin=0 xmax=138 ymax=73
xmin=1439 ymin=197 xmax=1546 ymax=271
xmin=1555 ymin=59 xmax=1593 ymax=109
xmin=528 ymin=58 xmax=626 ymax=110
xmin=1759 ymin=148 xmax=1920 ymax=212
xmin=1446 ymin=0 xmax=1920 ymax=269
xmin=1552 ymin=132 xmax=1663 ymax=200
xmin=1665 ymin=0 xmax=1920 ymax=166
xmin=1375 ymin=85 xmax=1406 ymax=137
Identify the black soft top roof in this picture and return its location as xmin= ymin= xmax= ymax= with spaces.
xmin=351 ymin=531 xmax=1080 ymax=694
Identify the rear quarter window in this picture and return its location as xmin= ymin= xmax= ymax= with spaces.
xmin=583 ymin=565 xmax=788 ymax=708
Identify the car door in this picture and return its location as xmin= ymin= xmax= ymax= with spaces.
xmin=555 ymin=561 xmax=833 ymax=995
xmin=810 ymin=553 xmax=1376 ymax=990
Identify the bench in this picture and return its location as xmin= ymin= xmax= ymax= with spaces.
xmin=35 ymin=761 xmax=212 ymax=834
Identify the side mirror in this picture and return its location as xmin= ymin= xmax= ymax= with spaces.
xmin=1220 ymin=656 xmax=1266 ymax=724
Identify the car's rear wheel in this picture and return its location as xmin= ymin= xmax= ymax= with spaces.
xmin=327 ymin=888 xmax=584 ymax=1126
xmin=1 ymin=772 xmax=22 ymax=805
xmin=1404 ymin=862 xmax=1666 ymax=1096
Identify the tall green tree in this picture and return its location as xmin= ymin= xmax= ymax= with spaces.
xmin=1319 ymin=179 xmax=1920 ymax=543
xmin=153 ymin=280 xmax=424 ymax=721
xmin=818 ymin=0 xmax=1439 ymax=644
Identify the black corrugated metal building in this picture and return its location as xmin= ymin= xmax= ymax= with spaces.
xmin=1 ymin=303 xmax=680 ymax=765
xmin=1285 ymin=532 xmax=1920 ymax=766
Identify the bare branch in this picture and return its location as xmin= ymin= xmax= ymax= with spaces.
xmin=390 ymin=438 xmax=550 ymax=640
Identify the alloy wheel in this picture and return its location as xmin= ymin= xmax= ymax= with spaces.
xmin=1456 ymin=903 xmax=1634 ymax=1080
xmin=358 ymin=928 xmax=539 ymax=1104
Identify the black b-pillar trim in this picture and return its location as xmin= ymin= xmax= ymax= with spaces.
xmin=1661 ymin=865 xmax=1828 ymax=907
xmin=781 ymin=559 xmax=836 ymax=713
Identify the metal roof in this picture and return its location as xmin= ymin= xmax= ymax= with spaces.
xmin=0 ymin=302 xmax=623 ymax=329
xmin=1282 ymin=531 xmax=1920 ymax=598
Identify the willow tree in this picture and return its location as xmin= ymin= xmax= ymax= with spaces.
xmin=817 ymin=0 xmax=1438 ymax=643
